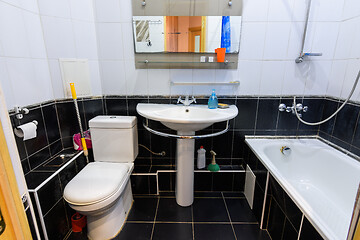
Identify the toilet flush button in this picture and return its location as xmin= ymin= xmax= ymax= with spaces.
xmin=110 ymin=116 xmax=117 ymax=118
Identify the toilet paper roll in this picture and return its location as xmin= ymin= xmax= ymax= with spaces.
xmin=14 ymin=121 xmax=38 ymax=141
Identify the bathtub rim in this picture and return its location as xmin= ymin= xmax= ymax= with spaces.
xmin=245 ymin=135 xmax=360 ymax=240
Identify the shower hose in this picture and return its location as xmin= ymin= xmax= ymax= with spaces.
xmin=293 ymin=69 xmax=360 ymax=126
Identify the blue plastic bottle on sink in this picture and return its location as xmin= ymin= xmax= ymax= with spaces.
xmin=208 ymin=89 xmax=218 ymax=109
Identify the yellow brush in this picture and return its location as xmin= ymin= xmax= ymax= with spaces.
xmin=70 ymin=83 xmax=89 ymax=163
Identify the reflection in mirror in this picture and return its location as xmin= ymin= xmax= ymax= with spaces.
xmin=132 ymin=16 xmax=241 ymax=54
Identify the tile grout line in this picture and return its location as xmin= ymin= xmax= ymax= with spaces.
xmin=221 ymin=192 xmax=237 ymax=240
xmin=191 ymin=204 xmax=195 ymax=240
xmin=150 ymin=197 xmax=160 ymax=240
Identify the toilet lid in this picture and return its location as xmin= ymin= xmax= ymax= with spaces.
xmin=63 ymin=162 xmax=129 ymax=205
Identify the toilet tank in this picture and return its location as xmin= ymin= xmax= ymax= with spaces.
xmin=89 ymin=116 xmax=138 ymax=163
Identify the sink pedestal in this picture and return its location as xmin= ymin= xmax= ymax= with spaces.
xmin=175 ymin=131 xmax=195 ymax=207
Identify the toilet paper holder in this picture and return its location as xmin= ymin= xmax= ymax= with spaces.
xmin=14 ymin=120 xmax=38 ymax=138
xmin=14 ymin=106 xmax=29 ymax=120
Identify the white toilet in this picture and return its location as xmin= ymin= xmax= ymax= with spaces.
xmin=63 ymin=116 xmax=138 ymax=240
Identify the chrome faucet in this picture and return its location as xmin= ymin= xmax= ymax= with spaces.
xmin=177 ymin=95 xmax=196 ymax=106
xmin=278 ymin=103 xmax=308 ymax=117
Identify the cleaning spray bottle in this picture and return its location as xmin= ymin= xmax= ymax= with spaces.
xmin=208 ymin=150 xmax=220 ymax=172
xmin=197 ymin=146 xmax=206 ymax=169
xmin=208 ymin=89 xmax=218 ymax=109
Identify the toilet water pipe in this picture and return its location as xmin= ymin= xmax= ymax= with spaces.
xmin=70 ymin=83 xmax=89 ymax=163
xmin=293 ymin=70 xmax=360 ymax=126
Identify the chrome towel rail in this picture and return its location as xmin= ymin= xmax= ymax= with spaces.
xmin=143 ymin=120 xmax=229 ymax=139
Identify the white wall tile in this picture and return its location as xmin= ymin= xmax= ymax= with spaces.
xmin=97 ymin=23 xmax=124 ymax=60
xmin=342 ymin=0 xmax=360 ymax=20
xmin=100 ymin=60 xmax=127 ymax=95
xmin=286 ymin=21 xmax=305 ymax=59
xmin=41 ymin=16 xmax=76 ymax=59
xmin=0 ymin=2 xmax=30 ymax=58
xmin=349 ymin=17 xmax=360 ymax=59
xmin=23 ymin=11 xmax=47 ymax=59
xmin=237 ymin=60 xmax=262 ymax=95
xmin=241 ymin=0 xmax=269 ymax=22
xmin=313 ymin=0 xmax=344 ymax=22
xmin=18 ymin=0 xmax=39 ymax=13
xmin=170 ymin=69 xmax=193 ymax=96
xmin=291 ymin=0 xmax=308 ymax=21
xmin=342 ymin=59 xmax=360 ymax=100
xmin=69 ymin=0 xmax=94 ymax=21
xmin=38 ymin=0 xmax=71 ymax=18
xmin=334 ymin=19 xmax=356 ymax=59
xmin=6 ymin=58 xmax=54 ymax=106
xmin=148 ymin=69 xmax=170 ymax=95
xmin=311 ymin=22 xmax=340 ymax=60
xmin=119 ymin=0 xmax=132 ymax=23
xmin=263 ymin=22 xmax=291 ymax=60
xmin=326 ymin=60 xmax=347 ymax=98
xmin=304 ymin=60 xmax=332 ymax=96
xmin=192 ymin=69 xmax=216 ymax=95
xmin=282 ymin=61 xmax=307 ymax=96
xmin=267 ymin=0 xmax=294 ymax=22
xmin=88 ymin=60 xmax=102 ymax=96
xmin=121 ymin=22 xmax=135 ymax=60
xmin=259 ymin=61 xmax=285 ymax=95
xmin=32 ymin=59 xmax=54 ymax=102
xmin=239 ymin=22 xmax=267 ymax=60
xmin=94 ymin=0 xmax=121 ymax=22
xmin=124 ymin=60 xmax=148 ymax=95
xmin=0 ymin=57 xmax=15 ymax=109
xmin=73 ymin=21 xmax=98 ymax=60
xmin=48 ymin=59 xmax=65 ymax=99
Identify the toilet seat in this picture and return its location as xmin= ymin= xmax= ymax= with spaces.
xmin=64 ymin=162 xmax=131 ymax=209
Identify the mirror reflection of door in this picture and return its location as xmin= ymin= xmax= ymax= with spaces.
xmin=189 ymin=27 xmax=201 ymax=52
xmin=165 ymin=16 xmax=203 ymax=53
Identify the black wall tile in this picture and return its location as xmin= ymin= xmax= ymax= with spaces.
xmin=57 ymin=101 xmax=85 ymax=138
xmin=277 ymin=99 xmax=299 ymax=131
xmin=213 ymin=172 xmax=233 ymax=191
xmin=194 ymin=172 xmax=212 ymax=191
xmin=131 ymin=175 xmax=150 ymax=194
xmin=44 ymin=199 xmax=70 ymax=240
xmin=212 ymin=130 xmax=234 ymax=159
xmin=42 ymin=104 xmax=60 ymax=144
xmin=105 ymin=98 xmax=127 ymax=115
xmin=332 ymin=103 xmax=360 ymax=144
xmin=83 ymin=99 xmax=104 ymax=128
xmin=319 ymin=100 xmax=338 ymax=135
xmin=234 ymin=98 xmax=258 ymax=129
xmin=59 ymin=161 xmax=77 ymax=190
xmin=50 ymin=140 xmax=62 ymax=157
xmin=38 ymin=175 xmax=63 ymax=215
xmin=299 ymin=217 xmax=324 ymax=240
xmin=282 ymin=218 xmax=298 ymax=240
xmin=28 ymin=147 xmax=50 ymax=170
xmin=267 ymin=198 xmax=285 ymax=240
xmin=298 ymin=98 xmax=324 ymax=131
xmin=20 ymin=108 xmax=48 ymax=155
xmin=256 ymin=99 xmax=280 ymax=130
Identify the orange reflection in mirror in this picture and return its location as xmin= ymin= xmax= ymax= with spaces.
xmin=165 ymin=16 xmax=204 ymax=53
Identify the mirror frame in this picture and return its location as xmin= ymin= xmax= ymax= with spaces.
xmin=132 ymin=0 xmax=243 ymax=69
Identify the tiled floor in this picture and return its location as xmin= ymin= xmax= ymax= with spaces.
xmin=68 ymin=192 xmax=270 ymax=240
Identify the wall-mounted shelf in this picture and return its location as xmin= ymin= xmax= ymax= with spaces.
xmin=171 ymin=81 xmax=240 ymax=86
xmin=138 ymin=60 xmax=235 ymax=64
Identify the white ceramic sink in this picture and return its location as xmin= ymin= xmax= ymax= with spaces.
xmin=136 ymin=103 xmax=238 ymax=131
xmin=136 ymin=103 xmax=238 ymax=207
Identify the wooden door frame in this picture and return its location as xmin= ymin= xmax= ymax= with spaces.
xmin=0 ymin=119 xmax=32 ymax=239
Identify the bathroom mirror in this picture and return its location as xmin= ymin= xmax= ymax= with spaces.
xmin=132 ymin=16 xmax=241 ymax=53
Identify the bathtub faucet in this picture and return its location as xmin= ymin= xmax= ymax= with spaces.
xmin=278 ymin=103 xmax=308 ymax=117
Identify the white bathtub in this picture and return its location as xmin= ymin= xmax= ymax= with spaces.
xmin=245 ymin=137 xmax=360 ymax=240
